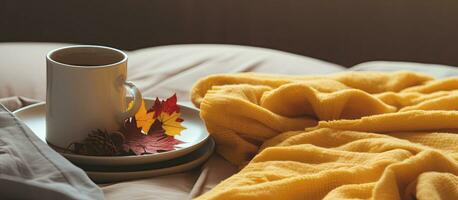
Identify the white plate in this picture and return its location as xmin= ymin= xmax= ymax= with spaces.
xmin=13 ymin=98 xmax=210 ymax=166
xmin=87 ymin=138 xmax=214 ymax=183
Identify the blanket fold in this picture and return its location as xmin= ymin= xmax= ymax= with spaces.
xmin=0 ymin=100 xmax=104 ymax=200
xmin=191 ymin=71 xmax=458 ymax=200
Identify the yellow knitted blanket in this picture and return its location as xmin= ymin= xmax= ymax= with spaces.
xmin=191 ymin=71 xmax=458 ymax=200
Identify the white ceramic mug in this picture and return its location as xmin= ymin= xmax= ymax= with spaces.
xmin=46 ymin=45 xmax=142 ymax=149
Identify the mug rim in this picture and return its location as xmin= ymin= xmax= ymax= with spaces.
xmin=46 ymin=45 xmax=128 ymax=69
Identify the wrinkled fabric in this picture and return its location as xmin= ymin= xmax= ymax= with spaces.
xmin=192 ymin=71 xmax=458 ymax=200
xmin=0 ymin=102 xmax=104 ymax=200
xmin=191 ymin=71 xmax=433 ymax=164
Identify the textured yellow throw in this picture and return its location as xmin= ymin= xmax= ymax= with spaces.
xmin=191 ymin=71 xmax=458 ymax=200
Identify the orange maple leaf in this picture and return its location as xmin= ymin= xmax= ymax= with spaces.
xmin=134 ymin=100 xmax=156 ymax=134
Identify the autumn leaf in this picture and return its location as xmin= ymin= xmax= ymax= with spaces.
xmin=123 ymin=118 xmax=182 ymax=155
xmin=149 ymin=98 xmax=162 ymax=118
xmin=134 ymin=100 xmax=156 ymax=134
xmin=123 ymin=130 xmax=183 ymax=155
xmin=162 ymin=94 xmax=180 ymax=114
xmin=157 ymin=111 xmax=186 ymax=136
xmin=148 ymin=94 xmax=183 ymax=122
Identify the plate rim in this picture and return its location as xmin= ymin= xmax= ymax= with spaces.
xmin=13 ymin=97 xmax=210 ymax=165
xmin=86 ymin=138 xmax=214 ymax=183
xmin=88 ymin=138 xmax=214 ymax=174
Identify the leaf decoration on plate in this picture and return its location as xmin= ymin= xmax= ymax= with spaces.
xmin=70 ymin=94 xmax=186 ymax=156
xmin=130 ymin=94 xmax=186 ymax=135
xmin=124 ymin=94 xmax=186 ymax=153
xmin=122 ymin=129 xmax=183 ymax=155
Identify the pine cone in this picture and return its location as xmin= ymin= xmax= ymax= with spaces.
xmin=69 ymin=130 xmax=131 ymax=156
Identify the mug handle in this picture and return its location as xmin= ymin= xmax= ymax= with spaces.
xmin=118 ymin=81 xmax=142 ymax=123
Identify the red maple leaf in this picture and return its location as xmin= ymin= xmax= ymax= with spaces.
xmin=149 ymin=97 xmax=163 ymax=118
xmin=162 ymin=94 xmax=180 ymax=114
xmin=148 ymin=94 xmax=183 ymax=122
xmin=121 ymin=123 xmax=183 ymax=155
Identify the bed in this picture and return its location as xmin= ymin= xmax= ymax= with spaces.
xmin=1 ymin=42 xmax=457 ymax=199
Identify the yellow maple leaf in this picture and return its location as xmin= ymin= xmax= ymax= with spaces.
xmin=157 ymin=112 xmax=186 ymax=136
xmin=134 ymin=100 xmax=156 ymax=134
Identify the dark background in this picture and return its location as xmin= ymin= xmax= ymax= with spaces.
xmin=1 ymin=0 xmax=458 ymax=67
